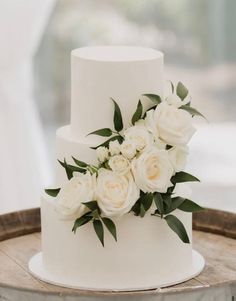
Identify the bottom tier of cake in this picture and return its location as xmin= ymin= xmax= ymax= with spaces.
xmin=30 ymin=193 xmax=205 ymax=291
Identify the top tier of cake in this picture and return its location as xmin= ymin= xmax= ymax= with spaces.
xmin=71 ymin=46 xmax=164 ymax=142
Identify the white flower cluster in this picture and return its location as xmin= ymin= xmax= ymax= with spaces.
xmin=56 ymin=96 xmax=195 ymax=220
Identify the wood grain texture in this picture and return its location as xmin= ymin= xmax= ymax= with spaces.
xmin=193 ymin=209 xmax=236 ymax=239
xmin=0 ymin=208 xmax=40 ymax=242
xmin=0 ymin=208 xmax=235 ymax=300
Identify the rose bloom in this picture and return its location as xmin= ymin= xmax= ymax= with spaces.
xmin=165 ymin=94 xmax=189 ymax=108
xmin=145 ymin=102 xmax=196 ymax=146
xmin=96 ymin=146 xmax=109 ymax=163
xmin=120 ymin=140 xmax=137 ymax=160
xmin=56 ymin=172 xmax=95 ymax=220
xmin=124 ymin=125 xmax=153 ymax=151
xmin=96 ymin=169 xmax=139 ymax=217
xmin=168 ymin=145 xmax=189 ymax=172
xmin=131 ymin=147 xmax=174 ymax=193
xmin=109 ymin=140 xmax=120 ymax=156
xmin=108 ymin=155 xmax=130 ymax=175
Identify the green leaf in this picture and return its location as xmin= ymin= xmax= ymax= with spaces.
xmin=178 ymin=199 xmax=204 ymax=212
xmin=45 ymin=188 xmax=60 ymax=197
xmin=131 ymin=200 xmax=141 ymax=216
xmin=58 ymin=159 xmax=73 ymax=180
xmin=153 ymin=192 xmax=164 ymax=214
xmin=171 ymin=171 xmax=200 ymax=184
xmin=180 ymin=105 xmax=206 ymax=120
xmin=140 ymin=204 xmax=146 ymax=217
xmin=72 ymin=214 xmax=93 ymax=233
xmin=111 ymin=98 xmax=123 ymax=132
xmin=142 ymin=105 xmax=157 ymax=119
xmin=82 ymin=201 xmax=99 ymax=212
xmin=162 ymin=194 xmax=171 ymax=209
xmin=169 ymin=80 xmax=174 ymax=93
xmin=93 ymin=219 xmax=104 ymax=246
xmin=176 ymin=82 xmax=188 ymax=100
xmin=131 ymin=100 xmax=143 ymax=125
xmin=91 ymin=135 xmax=124 ymax=150
xmin=164 ymin=215 xmax=190 ymax=243
xmin=143 ymin=94 xmax=162 ymax=105
xmin=141 ymin=193 xmax=153 ymax=211
xmin=102 ymin=217 xmax=117 ymax=241
xmin=166 ymin=144 xmax=173 ymax=150
xmin=165 ymin=196 xmax=185 ymax=214
xmin=87 ymin=128 xmax=113 ymax=137
xmin=72 ymin=157 xmax=88 ymax=168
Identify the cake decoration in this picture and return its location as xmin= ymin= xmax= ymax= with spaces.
xmin=45 ymin=81 xmax=204 ymax=246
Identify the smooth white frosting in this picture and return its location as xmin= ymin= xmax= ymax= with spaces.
xmin=41 ymin=193 xmax=193 ymax=290
xmin=71 ymin=46 xmax=163 ymax=141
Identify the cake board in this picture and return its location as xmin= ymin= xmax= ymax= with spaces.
xmin=28 ymin=249 xmax=205 ymax=291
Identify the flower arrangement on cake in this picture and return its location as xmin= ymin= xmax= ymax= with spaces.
xmin=45 ymin=81 xmax=205 ymax=246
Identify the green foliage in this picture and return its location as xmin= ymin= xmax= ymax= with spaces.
xmin=72 ymin=157 xmax=88 ymax=168
xmin=164 ymin=214 xmax=190 ymax=243
xmin=91 ymin=135 xmax=124 ymax=150
xmin=153 ymin=192 xmax=164 ymax=215
xmin=143 ymin=93 xmax=162 ymax=105
xmin=131 ymin=192 xmax=153 ymax=217
xmin=93 ymin=219 xmax=104 ymax=247
xmin=72 ymin=213 xmax=93 ymax=233
xmin=132 ymin=100 xmax=143 ymax=125
xmin=82 ymin=201 xmax=100 ymax=212
xmin=102 ymin=217 xmax=117 ymax=241
xmin=45 ymin=188 xmax=60 ymax=197
xmin=87 ymin=128 xmax=113 ymax=137
xmin=169 ymin=80 xmax=174 ymax=93
xmin=176 ymin=82 xmax=188 ymax=100
xmin=58 ymin=159 xmax=86 ymax=180
xmin=164 ymin=196 xmax=185 ymax=214
xmin=180 ymin=105 xmax=206 ymax=120
xmin=111 ymin=98 xmax=123 ymax=132
xmin=162 ymin=193 xmax=172 ymax=209
xmin=178 ymin=199 xmax=204 ymax=212
xmin=171 ymin=171 xmax=200 ymax=184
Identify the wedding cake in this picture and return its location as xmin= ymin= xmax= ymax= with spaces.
xmin=29 ymin=46 xmax=205 ymax=291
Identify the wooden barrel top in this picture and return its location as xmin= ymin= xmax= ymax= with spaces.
xmin=0 ymin=208 xmax=235 ymax=300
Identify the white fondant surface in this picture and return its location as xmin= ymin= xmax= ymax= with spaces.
xmin=29 ymin=250 xmax=204 ymax=291
xmin=39 ymin=193 xmax=196 ymax=291
xmin=56 ymin=125 xmax=96 ymax=185
xmin=71 ymin=46 xmax=163 ymax=141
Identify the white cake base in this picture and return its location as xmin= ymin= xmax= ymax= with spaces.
xmin=29 ymin=250 xmax=204 ymax=291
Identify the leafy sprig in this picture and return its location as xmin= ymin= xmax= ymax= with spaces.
xmin=72 ymin=201 xmax=117 ymax=246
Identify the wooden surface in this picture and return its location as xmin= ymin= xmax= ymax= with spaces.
xmin=0 ymin=208 xmax=235 ymax=301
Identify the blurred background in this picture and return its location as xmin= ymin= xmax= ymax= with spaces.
xmin=0 ymin=0 xmax=235 ymax=213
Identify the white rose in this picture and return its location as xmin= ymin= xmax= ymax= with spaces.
xmin=168 ymin=146 xmax=189 ymax=172
xmin=145 ymin=109 xmax=159 ymax=140
xmin=120 ymin=140 xmax=137 ymax=160
xmin=165 ymin=94 xmax=189 ymax=108
xmin=96 ymin=169 xmax=139 ymax=217
xmin=96 ymin=146 xmax=109 ymax=163
xmin=124 ymin=125 xmax=153 ymax=151
xmin=56 ymin=172 xmax=95 ymax=220
xmin=154 ymin=137 xmax=166 ymax=150
xmin=108 ymin=155 xmax=130 ymax=175
xmin=109 ymin=140 xmax=120 ymax=156
xmin=131 ymin=147 xmax=174 ymax=193
xmin=145 ymin=102 xmax=196 ymax=146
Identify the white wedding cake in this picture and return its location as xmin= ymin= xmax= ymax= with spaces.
xmin=29 ymin=46 xmax=205 ymax=291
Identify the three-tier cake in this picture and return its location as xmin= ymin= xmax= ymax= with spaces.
xmin=29 ymin=46 xmax=205 ymax=291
